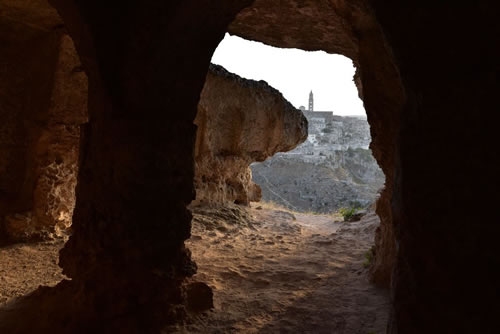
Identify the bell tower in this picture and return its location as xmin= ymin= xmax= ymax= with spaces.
xmin=308 ymin=90 xmax=314 ymax=111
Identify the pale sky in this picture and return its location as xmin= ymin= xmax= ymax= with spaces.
xmin=211 ymin=34 xmax=366 ymax=116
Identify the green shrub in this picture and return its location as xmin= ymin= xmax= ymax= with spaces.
xmin=338 ymin=206 xmax=361 ymax=221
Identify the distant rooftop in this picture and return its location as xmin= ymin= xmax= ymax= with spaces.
xmin=302 ymin=110 xmax=334 ymax=119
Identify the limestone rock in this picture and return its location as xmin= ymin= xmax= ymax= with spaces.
xmin=193 ymin=64 xmax=308 ymax=206
xmin=185 ymin=281 xmax=214 ymax=312
xmin=4 ymin=212 xmax=37 ymax=241
xmin=0 ymin=27 xmax=87 ymax=242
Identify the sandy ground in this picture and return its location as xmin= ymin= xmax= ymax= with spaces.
xmin=0 ymin=206 xmax=389 ymax=333
xmin=0 ymin=239 xmax=66 ymax=306
xmin=177 ymin=205 xmax=390 ymax=333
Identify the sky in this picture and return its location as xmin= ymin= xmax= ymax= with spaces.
xmin=211 ymin=34 xmax=366 ymax=116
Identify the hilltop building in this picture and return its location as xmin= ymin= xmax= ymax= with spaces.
xmin=294 ymin=91 xmax=371 ymax=154
xmin=299 ymin=90 xmax=335 ymax=131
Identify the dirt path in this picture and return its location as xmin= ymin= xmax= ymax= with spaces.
xmin=180 ymin=205 xmax=390 ymax=333
xmin=0 ymin=206 xmax=389 ymax=333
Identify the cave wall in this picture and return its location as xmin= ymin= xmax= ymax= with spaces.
xmin=369 ymin=2 xmax=500 ymax=333
xmin=193 ymin=64 xmax=308 ymax=206
xmin=0 ymin=1 xmax=87 ymax=241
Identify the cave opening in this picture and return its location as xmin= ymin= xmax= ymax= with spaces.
xmin=2 ymin=0 xmax=495 ymax=333
xmin=184 ymin=34 xmax=389 ymax=332
xmin=209 ymin=34 xmax=386 ymax=215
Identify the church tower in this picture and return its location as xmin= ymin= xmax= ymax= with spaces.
xmin=308 ymin=90 xmax=314 ymax=111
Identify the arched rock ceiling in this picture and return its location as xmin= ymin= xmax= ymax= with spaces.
xmin=228 ymin=0 xmax=375 ymax=63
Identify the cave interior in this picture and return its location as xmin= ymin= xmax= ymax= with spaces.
xmin=0 ymin=0 xmax=499 ymax=333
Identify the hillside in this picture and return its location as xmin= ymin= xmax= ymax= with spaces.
xmin=251 ymin=114 xmax=384 ymax=213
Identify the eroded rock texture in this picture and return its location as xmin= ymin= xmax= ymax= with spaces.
xmin=193 ymin=64 xmax=308 ymax=206
xmin=0 ymin=1 xmax=87 ymax=241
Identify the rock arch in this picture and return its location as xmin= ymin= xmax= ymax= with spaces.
xmin=0 ymin=0 xmax=498 ymax=333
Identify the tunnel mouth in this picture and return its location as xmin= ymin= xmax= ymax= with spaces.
xmin=184 ymin=33 xmax=389 ymax=332
xmin=193 ymin=33 xmax=386 ymax=214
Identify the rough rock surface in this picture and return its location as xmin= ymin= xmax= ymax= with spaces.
xmin=193 ymin=64 xmax=308 ymax=206
xmin=0 ymin=240 xmax=66 ymax=306
xmin=0 ymin=2 xmax=87 ymax=242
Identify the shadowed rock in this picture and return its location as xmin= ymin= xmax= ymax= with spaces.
xmin=0 ymin=2 xmax=87 ymax=242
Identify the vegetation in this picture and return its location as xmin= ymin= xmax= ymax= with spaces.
xmin=338 ymin=206 xmax=362 ymax=221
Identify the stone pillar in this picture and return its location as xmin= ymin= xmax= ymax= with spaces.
xmin=32 ymin=0 xmax=253 ymax=331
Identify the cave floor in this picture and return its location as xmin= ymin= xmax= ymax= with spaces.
xmin=0 ymin=239 xmax=66 ymax=306
xmin=180 ymin=205 xmax=390 ymax=333
xmin=0 ymin=206 xmax=389 ymax=333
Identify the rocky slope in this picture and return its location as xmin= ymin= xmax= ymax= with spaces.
xmin=251 ymin=115 xmax=384 ymax=213
xmin=193 ymin=64 xmax=308 ymax=206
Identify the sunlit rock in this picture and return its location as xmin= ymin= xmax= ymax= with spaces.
xmin=193 ymin=64 xmax=308 ymax=206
